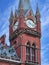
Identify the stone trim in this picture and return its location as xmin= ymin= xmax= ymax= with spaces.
xmin=9 ymin=29 xmax=41 ymax=41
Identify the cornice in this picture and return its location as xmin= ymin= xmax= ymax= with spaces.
xmin=9 ymin=28 xmax=41 ymax=41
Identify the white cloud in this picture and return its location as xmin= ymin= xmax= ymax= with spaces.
xmin=0 ymin=0 xmax=19 ymax=45
xmin=40 ymin=1 xmax=49 ymax=65
xmin=42 ymin=63 xmax=49 ymax=65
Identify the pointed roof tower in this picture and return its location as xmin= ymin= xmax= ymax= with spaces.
xmin=18 ymin=0 xmax=31 ymax=10
xmin=18 ymin=0 xmax=34 ymax=16
xmin=36 ymin=3 xmax=40 ymax=17
xmin=9 ymin=8 xmax=14 ymax=21
xmin=9 ymin=8 xmax=14 ymax=26
xmin=15 ymin=8 xmax=17 ymax=17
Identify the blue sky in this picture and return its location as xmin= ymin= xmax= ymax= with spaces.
xmin=0 ymin=0 xmax=49 ymax=65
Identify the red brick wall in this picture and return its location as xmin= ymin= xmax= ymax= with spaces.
xmin=0 ymin=61 xmax=16 ymax=65
xmin=11 ymin=33 xmax=41 ymax=64
xmin=0 ymin=35 xmax=6 ymax=45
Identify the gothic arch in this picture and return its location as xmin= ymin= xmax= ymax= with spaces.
xmin=32 ymin=42 xmax=36 ymax=48
xmin=25 ymin=41 xmax=31 ymax=46
xmin=27 ymin=41 xmax=30 ymax=46
xmin=26 ymin=41 xmax=30 ymax=61
xmin=30 ymin=42 xmax=36 ymax=62
xmin=31 ymin=43 xmax=38 ymax=62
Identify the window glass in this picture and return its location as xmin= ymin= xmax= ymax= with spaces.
xmin=26 ymin=42 xmax=30 ymax=61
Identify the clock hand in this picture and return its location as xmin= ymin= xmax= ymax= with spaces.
xmin=29 ymin=22 xmax=34 ymax=26
xmin=28 ymin=21 xmax=32 ymax=25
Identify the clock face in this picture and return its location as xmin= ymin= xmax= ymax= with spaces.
xmin=26 ymin=20 xmax=35 ymax=28
xmin=13 ymin=22 xmax=19 ymax=31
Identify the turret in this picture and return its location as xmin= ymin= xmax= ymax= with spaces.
xmin=15 ymin=8 xmax=17 ymax=17
xmin=9 ymin=9 xmax=14 ymax=38
xmin=9 ymin=8 xmax=14 ymax=26
xmin=35 ymin=3 xmax=41 ymax=33
xmin=35 ymin=3 xmax=40 ymax=22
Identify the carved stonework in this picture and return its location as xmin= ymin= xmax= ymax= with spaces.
xmin=9 ymin=29 xmax=41 ymax=41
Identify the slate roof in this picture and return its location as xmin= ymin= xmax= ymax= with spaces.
xmin=16 ymin=0 xmax=34 ymax=16
xmin=0 ymin=43 xmax=19 ymax=61
xmin=18 ymin=0 xmax=31 ymax=10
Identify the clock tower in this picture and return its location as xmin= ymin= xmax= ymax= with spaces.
xmin=9 ymin=0 xmax=41 ymax=65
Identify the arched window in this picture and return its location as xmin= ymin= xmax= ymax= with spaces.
xmin=31 ymin=43 xmax=36 ymax=62
xmin=26 ymin=42 xmax=38 ymax=63
xmin=26 ymin=42 xmax=30 ymax=62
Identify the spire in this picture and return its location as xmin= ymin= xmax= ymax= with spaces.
xmin=9 ymin=8 xmax=14 ymax=24
xmin=18 ymin=0 xmax=31 ymax=10
xmin=35 ymin=3 xmax=40 ymax=22
xmin=15 ymin=7 xmax=17 ymax=17
xmin=36 ymin=3 xmax=40 ymax=17
xmin=9 ymin=8 xmax=14 ymax=21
